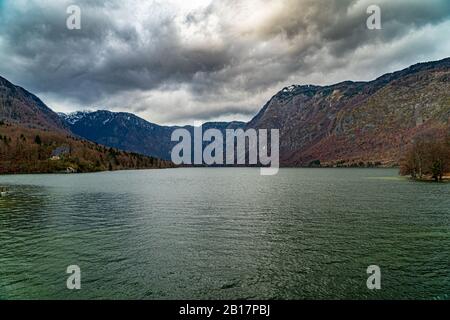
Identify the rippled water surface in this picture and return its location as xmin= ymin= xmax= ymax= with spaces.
xmin=0 ymin=168 xmax=449 ymax=299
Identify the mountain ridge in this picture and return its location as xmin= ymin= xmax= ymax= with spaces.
xmin=249 ymin=57 xmax=450 ymax=126
xmin=0 ymin=76 xmax=174 ymax=173
xmin=59 ymin=57 xmax=450 ymax=165
xmin=0 ymin=76 xmax=67 ymax=131
xmin=2 ymin=57 xmax=449 ymax=168
xmin=60 ymin=110 xmax=246 ymax=160
xmin=247 ymin=57 xmax=450 ymax=166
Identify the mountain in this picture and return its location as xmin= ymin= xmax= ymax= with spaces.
xmin=59 ymin=58 xmax=450 ymax=167
xmin=0 ymin=76 xmax=66 ymax=131
xmin=60 ymin=110 xmax=175 ymax=160
xmin=60 ymin=110 xmax=245 ymax=160
xmin=248 ymin=57 xmax=450 ymax=166
xmin=0 ymin=76 xmax=173 ymax=173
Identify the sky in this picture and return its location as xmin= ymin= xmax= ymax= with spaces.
xmin=0 ymin=0 xmax=449 ymax=125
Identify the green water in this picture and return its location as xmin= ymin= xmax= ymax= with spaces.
xmin=0 ymin=168 xmax=449 ymax=300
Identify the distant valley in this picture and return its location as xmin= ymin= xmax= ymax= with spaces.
xmin=60 ymin=110 xmax=245 ymax=161
xmin=59 ymin=58 xmax=450 ymax=167
xmin=1 ymin=57 xmax=449 ymax=173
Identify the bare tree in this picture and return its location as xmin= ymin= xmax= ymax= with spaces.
xmin=400 ymin=128 xmax=450 ymax=181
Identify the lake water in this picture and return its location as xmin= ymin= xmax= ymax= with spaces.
xmin=0 ymin=168 xmax=449 ymax=300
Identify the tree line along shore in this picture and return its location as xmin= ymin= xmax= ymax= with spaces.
xmin=0 ymin=121 xmax=174 ymax=174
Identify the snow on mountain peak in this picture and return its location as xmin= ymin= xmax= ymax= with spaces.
xmin=60 ymin=110 xmax=94 ymax=124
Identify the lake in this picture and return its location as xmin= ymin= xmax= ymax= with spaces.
xmin=0 ymin=168 xmax=449 ymax=299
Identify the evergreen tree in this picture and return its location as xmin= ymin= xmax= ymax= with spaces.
xmin=34 ymin=135 xmax=42 ymax=145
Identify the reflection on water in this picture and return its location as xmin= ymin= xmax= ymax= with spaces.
xmin=0 ymin=168 xmax=449 ymax=299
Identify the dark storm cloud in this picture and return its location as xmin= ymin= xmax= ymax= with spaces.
xmin=0 ymin=0 xmax=449 ymax=124
xmin=0 ymin=1 xmax=232 ymax=102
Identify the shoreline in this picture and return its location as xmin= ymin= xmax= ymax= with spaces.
xmin=0 ymin=166 xmax=401 ymax=176
xmin=406 ymin=176 xmax=450 ymax=183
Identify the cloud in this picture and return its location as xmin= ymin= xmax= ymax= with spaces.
xmin=0 ymin=0 xmax=449 ymax=124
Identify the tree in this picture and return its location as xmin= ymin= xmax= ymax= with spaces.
xmin=309 ymin=159 xmax=321 ymax=167
xmin=34 ymin=135 xmax=42 ymax=145
xmin=400 ymin=128 xmax=450 ymax=181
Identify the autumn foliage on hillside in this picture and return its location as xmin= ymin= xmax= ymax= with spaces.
xmin=0 ymin=121 xmax=174 ymax=174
